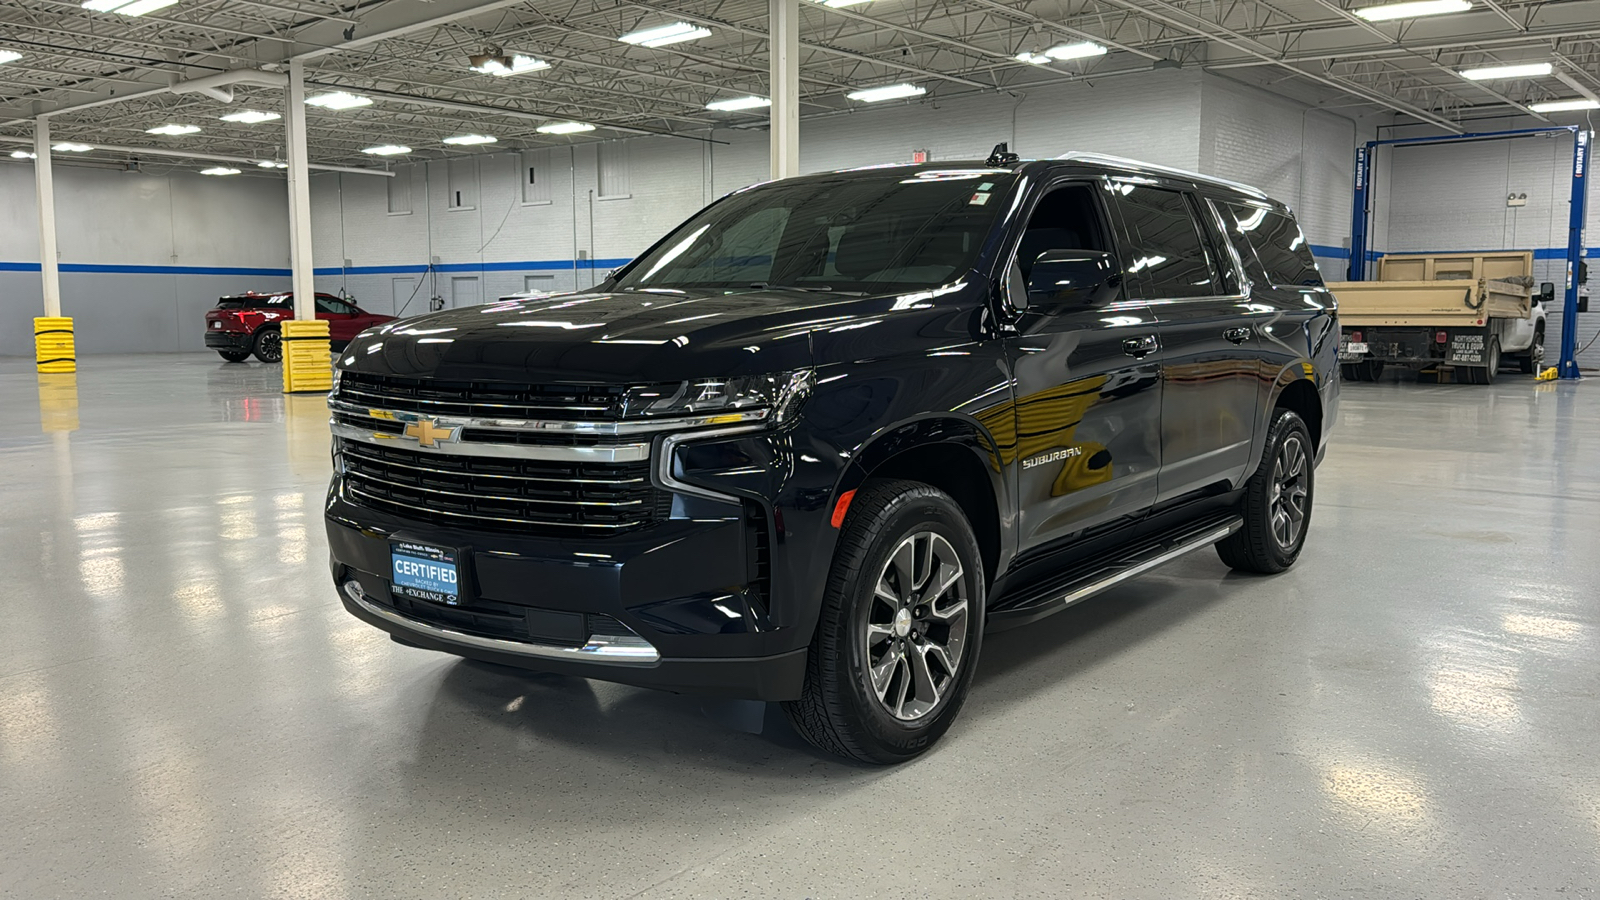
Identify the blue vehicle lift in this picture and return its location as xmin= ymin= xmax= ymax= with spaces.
xmin=1348 ymin=126 xmax=1590 ymax=380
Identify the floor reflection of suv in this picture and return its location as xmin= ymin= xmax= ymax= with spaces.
xmin=204 ymin=292 xmax=394 ymax=363
xmin=324 ymin=150 xmax=1339 ymax=763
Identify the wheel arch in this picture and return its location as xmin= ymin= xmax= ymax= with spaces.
xmin=1270 ymin=374 xmax=1323 ymax=449
xmin=833 ymin=416 xmax=1008 ymax=585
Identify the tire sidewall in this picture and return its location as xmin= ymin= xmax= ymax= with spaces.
xmin=1259 ymin=411 xmax=1314 ymax=569
xmin=831 ymin=489 xmax=985 ymax=760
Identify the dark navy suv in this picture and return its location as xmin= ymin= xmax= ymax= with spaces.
xmin=324 ymin=150 xmax=1338 ymax=763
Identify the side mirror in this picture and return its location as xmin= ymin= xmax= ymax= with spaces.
xmin=1538 ymin=282 xmax=1555 ymax=305
xmin=1026 ymin=250 xmax=1123 ymax=309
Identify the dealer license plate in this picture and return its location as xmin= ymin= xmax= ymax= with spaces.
xmin=390 ymin=541 xmax=461 ymax=605
xmin=1341 ymin=341 xmax=1368 ymax=354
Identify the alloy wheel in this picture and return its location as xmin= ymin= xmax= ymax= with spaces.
xmin=1268 ymin=435 xmax=1309 ymax=549
xmin=258 ymin=331 xmax=282 ymax=363
xmin=864 ymin=531 xmax=970 ymax=721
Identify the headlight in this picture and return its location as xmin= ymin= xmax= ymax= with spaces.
xmin=329 ymin=364 xmax=344 ymax=397
xmin=622 ymin=371 xmax=814 ymax=426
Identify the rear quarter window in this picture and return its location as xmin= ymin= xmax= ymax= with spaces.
xmin=1221 ymin=203 xmax=1323 ymax=288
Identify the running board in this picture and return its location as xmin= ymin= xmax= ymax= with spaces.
xmin=985 ymin=512 xmax=1243 ymax=632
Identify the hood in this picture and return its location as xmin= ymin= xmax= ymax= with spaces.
xmin=338 ymin=285 xmax=978 ymax=383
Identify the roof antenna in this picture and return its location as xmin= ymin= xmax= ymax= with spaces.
xmin=986 ymin=142 xmax=1020 ymax=166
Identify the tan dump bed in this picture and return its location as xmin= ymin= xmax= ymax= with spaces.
xmin=1328 ymin=251 xmax=1533 ymax=326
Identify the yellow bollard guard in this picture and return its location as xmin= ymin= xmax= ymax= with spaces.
xmin=281 ymin=318 xmax=333 ymax=394
xmin=34 ymin=317 xmax=76 ymax=374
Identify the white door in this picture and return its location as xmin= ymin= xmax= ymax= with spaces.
xmin=450 ymin=276 xmax=480 ymax=309
xmin=390 ymin=277 xmax=417 ymax=317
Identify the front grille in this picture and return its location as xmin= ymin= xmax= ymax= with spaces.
xmin=341 ymin=440 xmax=669 ymax=535
xmin=340 ymin=371 xmax=663 ymax=421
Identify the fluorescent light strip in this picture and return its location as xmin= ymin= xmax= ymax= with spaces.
xmin=1353 ymin=0 xmax=1471 ymax=22
xmin=83 ymin=0 xmax=181 ymax=15
xmin=257 ymin=160 xmax=288 ymax=168
xmin=0 ymin=50 xmax=21 ymax=65
xmin=1045 ymin=41 xmax=1108 ymax=61
xmin=305 ymin=91 xmax=372 ymax=110
xmin=361 ymin=144 xmax=411 ymax=156
xmin=11 ymin=150 xmax=36 ymax=159
xmin=52 ymin=142 xmax=93 ymax=152
xmin=618 ymin=22 xmax=712 ymax=48
xmin=146 ymin=123 xmax=200 ymax=136
xmin=200 ymin=167 xmax=240 ymax=176
xmin=221 ymin=109 xmax=280 ymax=124
xmin=706 ymin=96 xmax=771 ymax=112
xmin=847 ymin=83 xmax=926 ymax=103
xmin=472 ymin=54 xmax=550 ymax=76
xmin=443 ymin=134 xmax=497 ymax=146
xmin=1015 ymin=52 xmax=1052 ymax=66
xmin=537 ymin=122 xmax=595 ymax=135
xmin=1529 ymin=98 xmax=1600 ymax=113
xmin=1459 ymin=62 xmax=1553 ymax=80
xmin=812 ymin=0 xmax=872 ymax=6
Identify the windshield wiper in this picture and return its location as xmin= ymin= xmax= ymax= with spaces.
xmin=749 ymin=283 xmax=868 ymax=295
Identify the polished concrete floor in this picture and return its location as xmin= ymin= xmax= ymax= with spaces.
xmin=1 ymin=354 xmax=1597 ymax=899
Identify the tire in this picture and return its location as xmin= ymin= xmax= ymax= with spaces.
xmin=1356 ymin=360 xmax=1384 ymax=382
xmin=252 ymin=327 xmax=282 ymax=363
xmin=782 ymin=480 xmax=985 ymax=764
xmin=1465 ymin=337 xmax=1500 ymax=385
xmin=217 ymin=350 xmax=250 ymax=363
xmin=1519 ymin=327 xmax=1544 ymax=374
xmin=1216 ymin=409 xmax=1314 ymax=575
xmin=1340 ymin=363 xmax=1361 ymax=382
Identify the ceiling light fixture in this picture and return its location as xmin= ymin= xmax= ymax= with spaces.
xmin=1353 ymin=0 xmax=1471 ymax=22
xmin=200 ymin=167 xmax=241 ymax=176
xmin=537 ymin=121 xmax=595 ymax=135
xmin=1529 ymin=98 xmax=1600 ymax=113
xmin=1045 ymin=41 xmax=1108 ymax=61
xmin=146 ymin=123 xmax=200 ymax=136
xmin=361 ymin=144 xmax=411 ymax=156
xmin=52 ymin=142 xmax=93 ymax=152
xmin=443 ymin=134 xmax=498 ymax=146
xmin=221 ymin=109 xmax=281 ymax=124
xmin=257 ymin=160 xmax=288 ymax=169
xmin=82 ymin=0 xmax=180 ymax=16
xmin=1015 ymin=51 xmax=1052 ymax=66
xmin=0 ymin=50 xmax=21 ymax=65
xmin=305 ymin=91 xmax=372 ymax=110
xmin=471 ymin=53 xmax=549 ymax=76
xmin=11 ymin=150 xmax=36 ymax=159
xmin=1459 ymin=62 xmax=1554 ymax=80
xmin=810 ymin=0 xmax=872 ymax=6
xmin=618 ymin=22 xmax=713 ymax=48
xmin=847 ymin=83 xmax=927 ymax=103
xmin=706 ymin=96 xmax=771 ymax=112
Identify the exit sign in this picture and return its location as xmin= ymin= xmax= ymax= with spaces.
xmin=912 ymin=150 xmax=928 ymax=163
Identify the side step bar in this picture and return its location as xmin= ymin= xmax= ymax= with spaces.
xmin=986 ymin=513 xmax=1243 ymax=632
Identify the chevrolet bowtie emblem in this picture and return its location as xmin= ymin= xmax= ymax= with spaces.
xmin=403 ymin=417 xmax=461 ymax=448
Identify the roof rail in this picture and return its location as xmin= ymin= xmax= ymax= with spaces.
xmin=1055 ymin=151 xmax=1269 ymax=200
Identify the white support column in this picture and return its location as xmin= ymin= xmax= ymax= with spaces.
xmin=285 ymin=58 xmax=316 ymax=320
xmin=769 ymin=0 xmax=800 ymax=180
xmin=34 ymin=118 xmax=62 ymax=318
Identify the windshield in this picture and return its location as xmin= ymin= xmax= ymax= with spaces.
xmin=612 ymin=169 xmax=1016 ymax=294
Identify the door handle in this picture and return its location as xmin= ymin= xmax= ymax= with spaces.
xmin=1223 ymin=326 xmax=1253 ymax=344
xmin=1122 ymin=334 xmax=1159 ymax=358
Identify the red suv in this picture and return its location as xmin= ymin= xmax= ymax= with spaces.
xmin=204 ymin=292 xmax=395 ymax=363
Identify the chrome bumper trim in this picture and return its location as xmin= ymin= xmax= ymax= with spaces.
xmin=330 ymin=421 xmax=652 ymax=463
xmin=343 ymin=581 xmax=661 ymax=665
xmin=329 ymin=398 xmax=768 ymax=436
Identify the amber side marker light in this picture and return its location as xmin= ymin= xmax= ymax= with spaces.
xmin=831 ymin=489 xmax=857 ymax=528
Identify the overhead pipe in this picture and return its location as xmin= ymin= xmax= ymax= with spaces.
xmin=0 ymin=135 xmax=393 ymax=177
xmin=39 ymin=69 xmax=286 ymax=118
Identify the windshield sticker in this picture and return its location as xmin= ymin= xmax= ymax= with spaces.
xmin=978 ymin=182 xmax=994 ymax=191
xmin=969 ymin=193 xmax=991 ymax=206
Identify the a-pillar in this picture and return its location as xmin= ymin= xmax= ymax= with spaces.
xmin=769 ymin=0 xmax=800 ymax=180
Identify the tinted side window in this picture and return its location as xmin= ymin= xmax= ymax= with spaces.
xmin=1105 ymin=183 xmax=1219 ymax=299
xmin=1223 ymin=203 xmax=1323 ymax=287
xmin=316 ymin=296 xmax=354 ymax=315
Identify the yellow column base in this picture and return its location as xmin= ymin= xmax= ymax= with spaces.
xmin=281 ymin=318 xmax=333 ymax=394
xmin=34 ymin=317 xmax=76 ymax=374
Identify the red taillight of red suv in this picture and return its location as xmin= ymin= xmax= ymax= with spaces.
xmin=1349 ymin=330 xmax=1363 ymax=343
xmin=205 ymin=309 xmax=256 ymax=333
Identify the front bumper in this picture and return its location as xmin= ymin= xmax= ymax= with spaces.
xmin=205 ymin=330 xmax=252 ymax=352
xmin=325 ymin=480 xmax=811 ymax=700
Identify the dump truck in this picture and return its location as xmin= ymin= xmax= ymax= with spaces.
xmin=1328 ymin=251 xmax=1546 ymax=385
